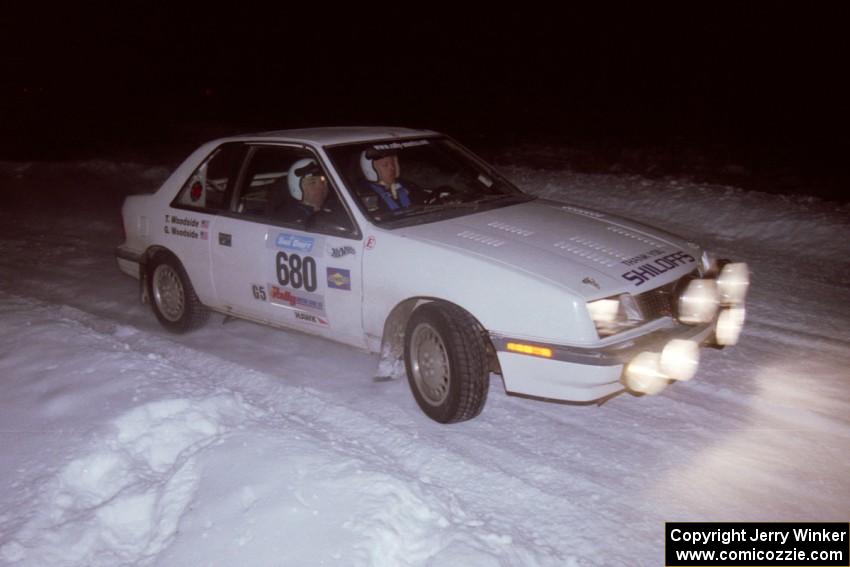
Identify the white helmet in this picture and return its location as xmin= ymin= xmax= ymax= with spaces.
xmin=360 ymin=148 xmax=399 ymax=182
xmin=287 ymin=158 xmax=321 ymax=200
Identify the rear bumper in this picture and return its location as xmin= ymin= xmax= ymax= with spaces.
xmin=115 ymin=245 xmax=144 ymax=279
xmin=491 ymin=321 xmax=715 ymax=402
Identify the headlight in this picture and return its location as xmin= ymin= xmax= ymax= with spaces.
xmin=587 ymin=294 xmax=643 ymax=337
xmin=587 ymin=298 xmax=619 ymax=323
xmin=677 ymin=278 xmax=719 ymax=324
xmin=717 ymin=262 xmax=750 ymax=305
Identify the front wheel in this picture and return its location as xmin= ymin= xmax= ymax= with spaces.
xmin=147 ymin=252 xmax=209 ymax=333
xmin=404 ymin=302 xmax=489 ymax=423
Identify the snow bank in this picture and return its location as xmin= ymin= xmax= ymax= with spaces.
xmin=3 ymin=395 xmax=259 ymax=566
xmin=0 ymin=295 xmax=553 ymax=566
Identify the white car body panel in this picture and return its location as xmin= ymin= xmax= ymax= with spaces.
xmin=360 ymin=227 xmax=595 ymax=346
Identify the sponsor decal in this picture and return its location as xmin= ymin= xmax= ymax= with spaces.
xmin=269 ymin=285 xmax=326 ymax=313
xmin=621 ymin=248 xmax=667 ymax=266
xmin=582 ymin=277 xmax=601 ymax=290
xmin=372 ymin=140 xmax=430 ymax=151
xmin=365 ymin=236 xmax=376 ymax=250
xmin=621 ymin=251 xmax=696 ymax=286
xmin=327 ymin=268 xmax=351 ymax=290
xmin=275 ymin=233 xmax=315 ymax=252
xmin=201 ymin=219 xmax=209 ymax=229
xmin=293 ymin=310 xmax=330 ymax=327
xmin=218 ymin=232 xmax=231 ymax=247
xmin=329 ymin=245 xmax=356 ymax=258
xmin=267 ymin=231 xmax=323 ymax=257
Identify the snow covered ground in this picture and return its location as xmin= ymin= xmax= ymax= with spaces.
xmin=0 ymin=151 xmax=848 ymax=566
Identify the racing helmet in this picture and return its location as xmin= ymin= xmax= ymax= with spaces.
xmin=287 ymin=158 xmax=322 ymax=200
xmin=360 ymin=148 xmax=399 ymax=182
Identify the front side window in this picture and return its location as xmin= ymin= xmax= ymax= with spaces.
xmin=326 ymin=137 xmax=532 ymax=227
xmin=232 ymin=146 xmax=357 ymax=237
xmin=173 ymin=143 xmax=246 ymax=212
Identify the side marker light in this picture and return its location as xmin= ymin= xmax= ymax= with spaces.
xmin=506 ymin=342 xmax=553 ymax=358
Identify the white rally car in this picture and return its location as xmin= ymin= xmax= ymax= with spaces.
xmin=116 ymin=127 xmax=749 ymax=423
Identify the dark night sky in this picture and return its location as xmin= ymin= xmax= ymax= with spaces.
xmin=2 ymin=5 xmax=847 ymax=198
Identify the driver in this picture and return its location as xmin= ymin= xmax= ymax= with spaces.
xmin=359 ymin=148 xmax=413 ymax=211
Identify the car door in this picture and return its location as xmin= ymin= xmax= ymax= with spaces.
xmin=209 ymin=144 xmax=366 ymax=348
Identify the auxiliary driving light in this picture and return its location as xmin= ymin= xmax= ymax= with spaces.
xmin=715 ymin=307 xmax=746 ymax=346
xmin=624 ymin=351 xmax=668 ymax=395
xmin=678 ymin=278 xmax=719 ymax=324
xmin=660 ymin=339 xmax=700 ymax=381
xmin=717 ymin=262 xmax=750 ymax=305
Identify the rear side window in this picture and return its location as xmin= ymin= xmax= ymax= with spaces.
xmin=235 ymin=146 xmax=310 ymax=217
xmin=173 ymin=143 xmax=247 ymax=211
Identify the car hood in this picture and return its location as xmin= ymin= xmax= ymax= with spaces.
xmin=398 ymin=198 xmax=701 ymax=298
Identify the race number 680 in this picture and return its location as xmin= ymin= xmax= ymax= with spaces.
xmin=276 ymin=252 xmax=317 ymax=292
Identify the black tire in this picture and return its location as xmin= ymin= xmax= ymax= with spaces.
xmin=147 ymin=252 xmax=209 ymax=333
xmin=404 ymin=302 xmax=489 ymax=423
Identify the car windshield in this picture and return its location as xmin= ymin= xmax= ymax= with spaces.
xmin=325 ymin=137 xmax=533 ymax=227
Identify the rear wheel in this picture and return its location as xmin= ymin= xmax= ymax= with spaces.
xmin=147 ymin=253 xmax=208 ymax=333
xmin=404 ymin=302 xmax=489 ymax=423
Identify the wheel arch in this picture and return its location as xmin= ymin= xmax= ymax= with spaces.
xmin=139 ymin=245 xmax=183 ymax=305
xmin=144 ymin=245 xmax=209 ymax=333
xmin=375 ymin=296 xmax=500 ymax=380
xmin=144 ymin=244 xmax=179 ymax=263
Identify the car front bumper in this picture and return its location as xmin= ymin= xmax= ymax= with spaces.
xmin=490 ymin=320 xmax=717 ymax=402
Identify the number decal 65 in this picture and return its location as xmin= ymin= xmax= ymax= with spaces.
xmin=252 ymin=284 xmax=267 ymax=301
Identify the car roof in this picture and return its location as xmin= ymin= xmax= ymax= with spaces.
xmin=228 ymin=126 xmax=439 ymax=147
